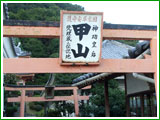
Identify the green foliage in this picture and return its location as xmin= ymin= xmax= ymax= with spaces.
xmin=19 ymin=38 xmax=46 ymax=57
xmin=79 ymin=104 xmax=92 ymax=117
xmin=109 ymin=87 xmax=126 ymax=116
xmin=52 ymin=102 xmax=74 ymax=117
xmin=13 ymin=38 xmax=21 ymax=46
xmin=5 ymin=105 xmax=18 ymax=117
xmin=4 ymin=74 xmax=20 ymax=116
xmin=61 ymin=102 xmax=74 ymax=116
xmin=80 ymin=80 xmax=126 ymax=117
xmin=54 ymin=73 xmax=83 ymax=85
xmin=29 ymin=102 xmax=43 ymax=111
xmin=47 ymin=109 xmax=61 ymax=117
xmin=26 ymin=74 xmax=49 ymax=85
xmin=36 ymin=110 xmax=44 ymax=117
xmin=4 ymin=74 xmax=20 ymax=84
xmin=8 ymin=3 xmax=84 ymax=21
xmin=83 ymin=83 xmax=105 ymax=117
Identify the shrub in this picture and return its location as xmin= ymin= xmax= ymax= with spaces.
xmin=47 ymin=109 xmax=61 ymax=117
xmin=29 ymin=102 xmax=43 ymax=111
xmin=6 ymin=106 xmax=18 ymax=117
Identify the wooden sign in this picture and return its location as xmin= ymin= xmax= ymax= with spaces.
xmin=60 ymin=11 xmax=103 ymax=65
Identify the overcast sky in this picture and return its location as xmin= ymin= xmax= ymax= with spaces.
xmin=73 ymin=1 xmax=159 ymax=25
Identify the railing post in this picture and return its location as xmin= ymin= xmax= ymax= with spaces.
xmin=126 ymin=96 xmax=130 ymax=117
xmin=140 ymin=95 xmax=144 ymax=117
xmin=73 ymin=87 xmax=79 ymax=117
xmin=104 ymin=80 xmax=110 ymax=117
xmin=124 ymin=75 xmax=130 ymax=117
xmin=20 ymin=89 xmax=25 ymax=117
xmin=150 ymin=37 xmax=157 ymax=96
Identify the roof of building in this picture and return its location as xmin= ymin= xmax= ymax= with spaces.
xmin=4 ymin=84 xmax=72 ymax=88
xmin=4 ymin=19 xmax=157 ymax=31
xmin=14 ymin=42 xmax=31 ymax=57
xmin=101 ymin=40 xmax=133 ymax=59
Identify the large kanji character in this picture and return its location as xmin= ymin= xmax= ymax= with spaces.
xmin=71 ymin=43 xmax=89 ymax=58
xmin=72 ymin=23 xmax=91 ymax=41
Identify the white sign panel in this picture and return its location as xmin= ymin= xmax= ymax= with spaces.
xmin=60 ymin=11 xmax=103 ymax=65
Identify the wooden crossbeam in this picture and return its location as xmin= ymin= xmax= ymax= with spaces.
xmin=8 ymin=96 xmax=21 ymax=102
xmin=3 ymin=58 xmax=154 ymax=73
xmin=5 ymin=86 xmax=91 ymax=91
xmin=3 ymin=25 xmax=156 ymax=40
xmin=8 ymin=95 xmax=89 ymax=102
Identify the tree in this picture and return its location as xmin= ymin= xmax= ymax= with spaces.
xmin=4 ymin=74 xmax=20 ymax=117
xmin=79 ymin=79 xmax=126 ymax=117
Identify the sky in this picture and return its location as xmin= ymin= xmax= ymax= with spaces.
xmin=72 ymin=1 xmax=159 ymax=26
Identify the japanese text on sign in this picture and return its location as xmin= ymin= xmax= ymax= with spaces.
xmin=61 ymin=12 xmax=103 ymax=64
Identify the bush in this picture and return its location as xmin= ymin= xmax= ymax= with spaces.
xmin=47 ymin=109 xmax=61 ymax=117
xmin=34 ymin=102 xmax=45 ymax=106
xmin=29 ymin=102 xmax=43 ymax=111
xmin=6 ymin=106 xmax=18 ymax=117
xmin=36 ymin=110 xmax=44 ymax=117
xmin=35 ymin=105 xmax=43 ymax=111
xmin=29 ymin=102 xmax=34 ymax=108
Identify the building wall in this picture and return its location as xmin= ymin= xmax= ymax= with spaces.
xmin=126 ymin=74 xmax=150 ymax=95
xmin=118 ymin=79 xmax=125 ymax=91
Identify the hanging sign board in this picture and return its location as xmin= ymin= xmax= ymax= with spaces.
xmin=60 ymin=11 xmax=103 ymax=65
